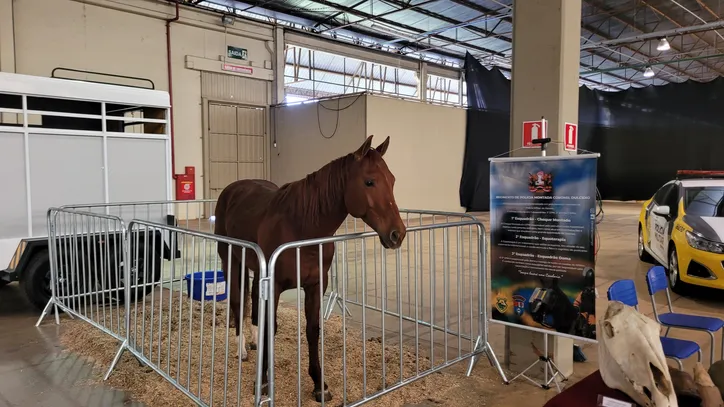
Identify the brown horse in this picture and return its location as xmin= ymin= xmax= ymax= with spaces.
xmin=214 ymin=135 xmax=406 ymax=402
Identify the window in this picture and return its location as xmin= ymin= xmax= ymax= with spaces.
xmin=653 ymin=183 xmax=673 ymax=205
xmin=666 ymin=184 xmax=680 ymax=217
xmin=684 ymin=186 xmax=724 ymax=218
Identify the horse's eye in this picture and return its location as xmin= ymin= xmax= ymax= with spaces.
xmin=364 ymin=179 xmax=375 ymax=187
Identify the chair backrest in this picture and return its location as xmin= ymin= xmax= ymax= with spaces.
xmin=646 ymin=265 xmax=669 ymax=295
xmin=645 ymin=265 xmax=674 ymax=317
xmin=607 ymin=279 xmax=639 ymax=309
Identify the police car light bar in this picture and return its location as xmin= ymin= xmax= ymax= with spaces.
xmin=676 ymin=170 xmax=724 ymax=180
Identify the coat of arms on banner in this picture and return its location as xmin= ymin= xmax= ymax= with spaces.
xmin=495 ymin=296 xmax=508 ymax=313
xmin=512 ymin=295 xmax=526 ymax=316
xmin=529 ymin=171 xmax=553 ymax=193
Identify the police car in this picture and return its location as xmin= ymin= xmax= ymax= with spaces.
xmin=638 ymin=170 xmax=724 ymax=294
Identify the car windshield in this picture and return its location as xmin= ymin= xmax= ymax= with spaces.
xmin=684 ymin=186 xmax=724 ymax=217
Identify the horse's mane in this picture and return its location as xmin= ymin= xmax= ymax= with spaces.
xmin=270 ymin=153 xmax=355 ymax=231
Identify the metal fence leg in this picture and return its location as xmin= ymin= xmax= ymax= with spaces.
xmin=35 ymin=298 xmax=58 ymax=327
xmin=104 ymin=339 xmax=129 ymax=380
xmin=323 ymin=262 xmax=351 ymax=320
xmin=37 ymin=212 xmax=61 ymax=327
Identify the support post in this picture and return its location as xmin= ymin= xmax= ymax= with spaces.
xmin=0 ymin=0 xmax=17 ymax=124
xmin=505 ymin=0 xmax=582 ymax=380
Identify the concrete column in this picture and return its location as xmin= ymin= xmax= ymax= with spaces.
xmin=0 ymin=0 xmax=15 ymax=74
xmin=509 ymin=0 xmax=581 ymax=157
xmin=273 ymin=27 xmax=286 ymax=104
xmin=505 ymin=0 xmax=582 ymax=380
xmin=0 ymin=0 xmax=16 ymax=125
xmin=417 ymin=61 xmax=427 ymax=101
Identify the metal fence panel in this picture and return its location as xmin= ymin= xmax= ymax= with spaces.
xmin=265 ymin=212 xmax=505 ymax=407
xmin=37 ymin=208 xmax=129 ymax=341
xmin=115 ymin=220 xmax=269 ymax=407
xmin=36 ymin=202 xmax=506 ymax=407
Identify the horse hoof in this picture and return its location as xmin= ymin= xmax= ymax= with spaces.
xmin=313 ymin=388 xmax=333 ymax=402
xmin=237 ymin=352 xmax=248 ymax=362
xmin=249 ymin=343 xmax=257 ymax=350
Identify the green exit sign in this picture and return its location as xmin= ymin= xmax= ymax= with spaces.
xmin=227 ymin=46 xmax=248 ymax=60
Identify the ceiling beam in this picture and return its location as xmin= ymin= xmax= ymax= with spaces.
xmin=582 ymin=0 xmax=696 ymax=80
xmin=637 ymin=0 xmax=724 ymax=76
xmin=312 ymin=0 xmax=367 ymax=29
xmin=283 ymin=0 xmax=512 ymax=59
xmin=580 ymin=19 xmax=724 ymax=50
xmin=443 ymin=0 xmax=667 ymax=85
xmin=316 ymin=0 xmax=443 ymax=33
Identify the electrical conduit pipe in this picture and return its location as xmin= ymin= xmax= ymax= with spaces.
xmin=166 ymin=0 xmax=180 ymax=182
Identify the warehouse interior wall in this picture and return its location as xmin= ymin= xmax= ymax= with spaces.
xmin=270 ymin=94 xmax=366 ymax=186
xmin=366 ymin=95 xmax=467 ymax=213
xmin=7 ymin=0 xmax=275 ymax=208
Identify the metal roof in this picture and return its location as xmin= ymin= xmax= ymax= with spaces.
xmin=191 ymin=0 xmax=724 ymax=91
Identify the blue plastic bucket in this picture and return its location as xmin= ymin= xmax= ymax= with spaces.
xmin=184 ymin=270 xmax=227 ymax=302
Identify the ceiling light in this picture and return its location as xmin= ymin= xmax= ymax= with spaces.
xmin=221 ymin=15 xmax=235 ymax=26
xmin=643 ymin=66 xmax=655 ymax=78
xmin=657 ymin=37 xmax=671 ymax=51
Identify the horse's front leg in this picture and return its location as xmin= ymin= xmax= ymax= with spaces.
xmin=304 ymin=284 xmax=332 ymax=402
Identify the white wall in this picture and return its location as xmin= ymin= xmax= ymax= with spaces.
xmin=366 ymin=95 xmax=467 ymax=212
xmin=271 ymin=94 xmax=367 ymax=186
xmin=3 ymin=0 xmax=275 ymax=200
xmin=271 ymin=93 xmax=467 ymax=213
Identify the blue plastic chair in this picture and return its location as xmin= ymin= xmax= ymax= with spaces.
xmin=607 ymin=279 xmax=701 ymax=369
xmin=645 ymin=265 xmax=724 ymax=365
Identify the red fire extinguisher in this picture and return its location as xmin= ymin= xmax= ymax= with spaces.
xmin=175 ymin=166 xmax=196 ymax=200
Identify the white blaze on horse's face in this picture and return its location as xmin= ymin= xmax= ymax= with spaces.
xmin=599 ymin=301 xmax=677 ymax=407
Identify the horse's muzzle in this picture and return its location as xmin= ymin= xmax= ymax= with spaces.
xmin=379 ymin=228 xmax=405 ymax=250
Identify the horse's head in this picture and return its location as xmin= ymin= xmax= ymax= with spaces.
xmin=345 ymin=135 xmax=406 ymax=250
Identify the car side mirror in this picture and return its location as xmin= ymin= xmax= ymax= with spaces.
xmin=652 ymin=205 xmax=671 ymax=217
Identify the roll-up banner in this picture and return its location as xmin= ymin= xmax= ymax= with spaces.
xmin=488 ymin=154 xmax=599 ymax=342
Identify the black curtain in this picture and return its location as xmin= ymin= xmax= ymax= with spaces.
xmin=459 ymin=108 xmax=510 ymax=211
xmin=459 ymin=52 xmax=511 ymax=211
xmin=459 ymin=51 xmax=724 ymax=210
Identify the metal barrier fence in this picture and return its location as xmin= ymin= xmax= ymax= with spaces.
xmin=37 ymin=208 xmax=129 ymax=341
xmin=266 ymin=212 xmax=505 ymax=407
xmin=36 ymin=200 xmax=504 ymax=407
xmin=59 ymin=199 xmax=218 ymax=234
xmin=324 ymin=210 xmax=484 ymax=320
xmin=111 ymin=219 xmax=268 ymax=407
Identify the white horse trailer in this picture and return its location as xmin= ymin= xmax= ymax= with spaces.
xmin=0 ymin=71 xmax=174 ymax=310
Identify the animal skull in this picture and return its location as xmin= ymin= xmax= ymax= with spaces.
xmin=599 ymin=301 xmax=678 ymax=407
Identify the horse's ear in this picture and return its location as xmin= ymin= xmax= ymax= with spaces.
xmin=375 ymin=136 xmax=390 ymax=157
xmin=354 ymin=135 xmax=374 ymax=161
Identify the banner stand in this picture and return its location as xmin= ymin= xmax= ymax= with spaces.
xmin=489 ymin=136 xmax=601 ymax=393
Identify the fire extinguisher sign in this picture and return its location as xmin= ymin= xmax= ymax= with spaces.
xmin=522 ymin=119 xmax=547 ymax=148
xmin=564 ymin=122 xmax=578 ymax=151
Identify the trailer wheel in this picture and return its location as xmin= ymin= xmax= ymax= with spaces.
xmin=21 ymin=249 xmax=52 ymax=311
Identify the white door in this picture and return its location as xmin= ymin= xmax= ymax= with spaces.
xmin=650 ymin=212 xmax=668 ymax=262
xmin=207 ymin=103 xmax=266 ymax=200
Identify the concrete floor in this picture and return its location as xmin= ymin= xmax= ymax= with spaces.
xmin=2 ymin=201 xmax=724 ymax=406
xmin=0 ymin=284 xmax=144 ymax=407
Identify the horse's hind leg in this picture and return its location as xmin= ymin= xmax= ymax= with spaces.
xmin=226 ymin=253 xmax=248 ymax=361
xmin=249 ymin=269 xmax=260 ymax=351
